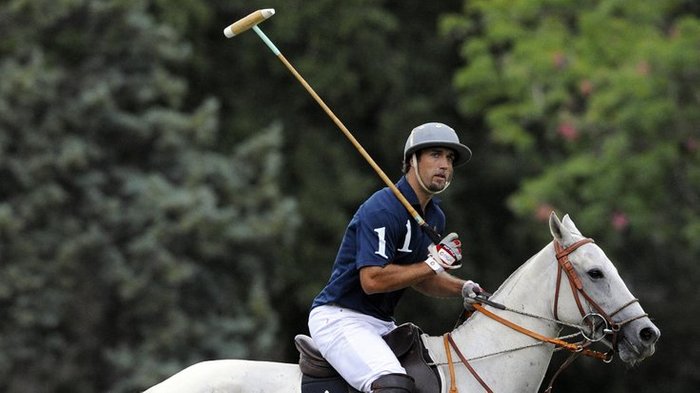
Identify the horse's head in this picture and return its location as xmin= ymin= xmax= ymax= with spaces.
xmin=548 ymin=212 xmax=660 ymax=365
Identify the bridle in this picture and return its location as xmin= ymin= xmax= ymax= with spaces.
xmin=551 ymin=238 xmax=647 ymax=352
xmin=443 ymin=238 xmax=649 ymax=393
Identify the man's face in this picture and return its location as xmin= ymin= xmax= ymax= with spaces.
xmin=416 ymin=147 xmax=455 ymax=192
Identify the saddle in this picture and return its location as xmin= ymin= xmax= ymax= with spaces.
xmin=294 ymin=323 xmax=440 ymax=393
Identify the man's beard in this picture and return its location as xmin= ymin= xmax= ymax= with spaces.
xmin=425 ymin=174 xmax=449 ymax=192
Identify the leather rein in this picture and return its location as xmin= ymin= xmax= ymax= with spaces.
xmin=443 ymin=238 xmax=649 ymax=392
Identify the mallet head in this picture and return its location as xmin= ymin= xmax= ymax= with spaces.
xmin=223 ymin=9 xmax=275 ymax=38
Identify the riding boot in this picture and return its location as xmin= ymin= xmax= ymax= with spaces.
xmin=370 ymin=373 xmax=415 ymax=393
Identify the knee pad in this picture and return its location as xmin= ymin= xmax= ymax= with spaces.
xmin=370 ymin=373 xmax=415 ymax=393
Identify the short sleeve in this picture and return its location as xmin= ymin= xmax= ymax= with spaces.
xmin=355 ymin=207 xmax=402 ymax=269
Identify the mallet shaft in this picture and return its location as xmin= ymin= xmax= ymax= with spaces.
xmin=273 ymin=48 xmax=439 ymax=242
xmin=252 ymin=25 xmax=280 ymax=55
xmin=225 ymin=11 xmax=441 ymax=243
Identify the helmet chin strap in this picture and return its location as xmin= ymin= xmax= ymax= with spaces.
xmin=411 ymin=155 xmax=451 ymax=195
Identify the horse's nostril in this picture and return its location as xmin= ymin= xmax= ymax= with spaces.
xmin=640 ymin=327 xmax=658 ymax=343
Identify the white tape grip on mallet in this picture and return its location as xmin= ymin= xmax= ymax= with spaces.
xmin=223 ymin=9 xmax=275 ymax=38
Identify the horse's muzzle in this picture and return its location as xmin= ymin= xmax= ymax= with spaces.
xmin=618 ymin=318 xmax=660 ymax=365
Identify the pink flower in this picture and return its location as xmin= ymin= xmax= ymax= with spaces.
xmin=611 ymin=212 xmax=629 ymax=231
xmin=557 ymin=122 xmax=579 ymax=141
xmin=535 ymin=204 xmax=555 ymax=222
xmin=579 ymin=80 xmax=593 ymax=96
xmin=636 ymin=61 xmax=651 ymax=76
xmin=552 ymin=52 xmax=568 ymax=70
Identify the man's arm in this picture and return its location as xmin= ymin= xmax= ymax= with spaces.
xmin=412 ymin=273 xmax=465 ymax=298
xmin=359 ymin=262 xmax=474 ymax=299
xmin=359 ymin=263 xmax=436 ymax=294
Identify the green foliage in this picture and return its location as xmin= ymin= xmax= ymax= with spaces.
xmin=0 ymin=1 xmax=297 ymax=392
xmin=447 ymin=0 xmax=699 ymax=390
xmin=1 ymin=0 xmax=697 ymax=391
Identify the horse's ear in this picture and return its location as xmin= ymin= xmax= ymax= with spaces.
xmin=549 ymin=211 xmax=576 ymax=247
xmin=561 ymin=214 xmax=583 ymax=236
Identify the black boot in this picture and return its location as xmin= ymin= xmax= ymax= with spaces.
xmin=370 ymin=373 xmax=415 ymax=393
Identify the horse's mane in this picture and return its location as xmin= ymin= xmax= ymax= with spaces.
xmin=489 ymin=243 xmax=553 ymax=299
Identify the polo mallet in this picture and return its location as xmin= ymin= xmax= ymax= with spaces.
xmin=224 ymin=9 xmax=441 ymax=244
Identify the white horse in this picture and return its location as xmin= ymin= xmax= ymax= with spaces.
xmin=144 ymin=213 xmax=660 ymax=392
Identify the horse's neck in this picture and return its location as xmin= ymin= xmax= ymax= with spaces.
xmin=424 ymin=243 xmax=564 ymax=391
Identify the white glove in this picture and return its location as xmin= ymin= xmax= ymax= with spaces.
xmin=462 ymin=280 xmax=483 ymax=311
xmin=461 ymin=280 xmax=483 ymax=299
xmin=424 ymin=233 xmax=463 ymax=273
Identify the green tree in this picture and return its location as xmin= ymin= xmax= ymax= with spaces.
xmin=0 ymin=1 xmax=297 ymax=392
xmin=445 ymin=0 xmax=699 ymax=391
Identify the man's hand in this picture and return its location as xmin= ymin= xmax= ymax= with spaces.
xmin=462 ymin=280 xmax=483 ymax=311
xmin=425 ymin=232 xmax=463 ymax=273
xmin=461 ymin=280 xmax=482 ymax=298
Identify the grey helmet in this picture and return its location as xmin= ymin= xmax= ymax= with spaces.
xmin=404 ymin=122 xmax=472 ymax=167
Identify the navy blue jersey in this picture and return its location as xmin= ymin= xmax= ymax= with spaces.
xmin=311 ymin=176 xmax=446 ymax=321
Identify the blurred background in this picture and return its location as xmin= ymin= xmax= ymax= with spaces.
xmin=0 ymin=0 xmax=698 ymax=392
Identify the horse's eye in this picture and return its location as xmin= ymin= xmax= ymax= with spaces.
xmin=587 ymin=269 xmax=605 ymax=279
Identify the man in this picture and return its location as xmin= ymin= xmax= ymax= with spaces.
xmin=308 ymin=122 xmax=482 ymax=393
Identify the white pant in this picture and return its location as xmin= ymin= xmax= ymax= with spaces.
xmin=308 ymin=305 xmax=406 ymax=392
